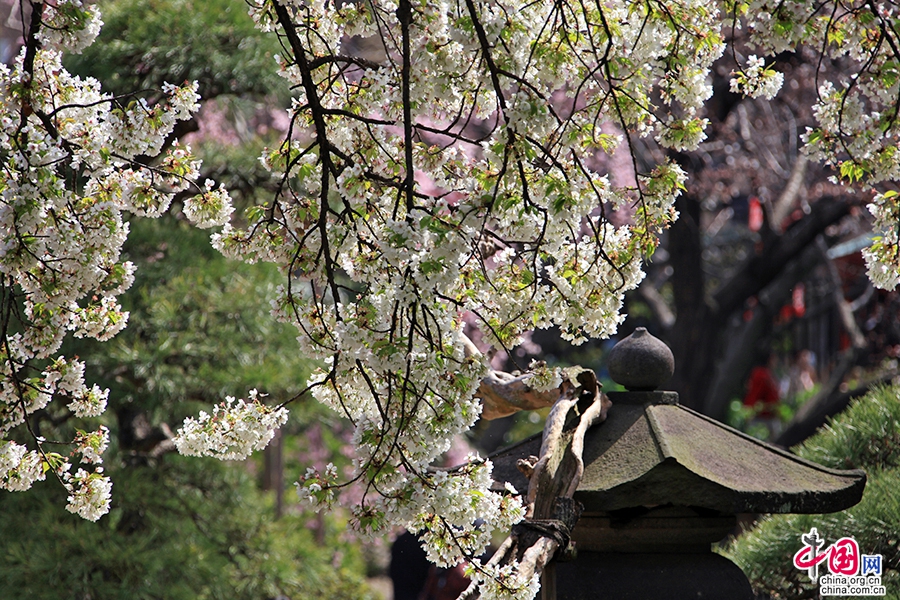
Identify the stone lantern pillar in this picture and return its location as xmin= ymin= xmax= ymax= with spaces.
xmin=489 ymin=328 xmax=866 ymax=599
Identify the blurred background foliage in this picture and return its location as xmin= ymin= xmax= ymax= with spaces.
xmin=0 ymin=213 xmax=375 ymax=599
xmin=65 ymin=0 xmax=287 ymax=99
xmin=0 ymin=455 xmax=371 ymax=600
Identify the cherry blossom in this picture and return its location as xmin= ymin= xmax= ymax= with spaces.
xmin=3 ymin=2 xmax=900 ymax=598
xmin=0 ymin=0 xmax=229 ymax=521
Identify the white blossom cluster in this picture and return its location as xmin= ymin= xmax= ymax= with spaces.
xmin=74 ymin=426 xmax=110 ymax=465
xmin=0 ymin=1 xmax=230 ymax=520
xmin=295 ymin=462 xmax=339 ymax=508
xmin=863 ymin=191 xmax=900 ymax=290
xmin=734 ymin=1 xmax=900 ymax=288
xmin=729 ymin=55 xmax=784 ymax=100
xmin=182 ymin=182 xmax=235 ymax=229
xmin=469 ymin=562 xmax=542 ymax=600
xmin=64 ymin=467 xmax=112 ymax=522
xmin=37 ymin=0 xmax=103 ymax=54
xmin=407 ymin=463 xmax=525 ymax=566
xmin=397 ymin=462 xmax=528 ymax=579
xmin=173 ymin=390 xmax=289 ymax=460
xmin=0 ymin=440 xmax=46 ymax=492
xmin=527 ymin=361 xmax=562 ymax=393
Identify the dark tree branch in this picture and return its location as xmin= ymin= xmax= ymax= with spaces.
xmin=776 ymin=352 xmax=899 ymax=448
xmin=712 ymin=196 xmax=852 ymax=316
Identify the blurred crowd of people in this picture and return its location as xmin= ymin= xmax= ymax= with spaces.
xmin=742 ymin=349 xmax=819 ymax=437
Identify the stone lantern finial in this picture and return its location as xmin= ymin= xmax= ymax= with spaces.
xmin=606 ymin=327 xmax=674 ymax=391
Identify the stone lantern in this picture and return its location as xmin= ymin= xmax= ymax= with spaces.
xmin=489 ymin=328 xmax=866 ymax=599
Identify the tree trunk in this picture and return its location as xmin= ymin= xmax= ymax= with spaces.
xmin=459 ymin=370 xmax=609 ymax=600
xmin=263 ymin=428 xmax=284 ymax=519
xmin=666 ymin=194 xmax=721 ymax=411
xmin=662 ymin=196 xmax=852 ymax=418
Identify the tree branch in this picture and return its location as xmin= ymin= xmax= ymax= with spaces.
xmin=476 ymin=371 xmax=561 ymax=420
xmin=638 ymin=283 xmax=676 ymax=330
xmin=770 ymin=156 xmax=808 ymax=232
xmin=712 ymin=196 xmax=852 ymax=315
xmin=460 ymin=331 xmax=582 ymax=420
xmin=460 ymin=371 xmax=610 ymax=599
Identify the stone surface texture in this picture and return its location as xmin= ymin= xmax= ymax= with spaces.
xmin=606 ymin=327 xmax=675 ymax=391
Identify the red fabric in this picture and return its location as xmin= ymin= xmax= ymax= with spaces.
xmin=743 ymin=366 xmax=779 ymax=416
xmin=748 ymin=197 xmax=764 ymax=232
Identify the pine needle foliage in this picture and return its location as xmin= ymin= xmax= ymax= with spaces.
xmin=0 ymin=455 xmax=373 ymax=600
xmin=725 ymin=384 xmax=900 ymax=599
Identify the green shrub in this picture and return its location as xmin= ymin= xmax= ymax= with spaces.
xmin=724 ymin=384 xmax=900 ymax=599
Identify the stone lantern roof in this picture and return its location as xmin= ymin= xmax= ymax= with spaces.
xmin=486 ymin=328 xmax=866 ymax=598
xmin=489 ymin=328 xmax=866 ymax=515
xmin=490 ymin=389 xmax=865 ymax=514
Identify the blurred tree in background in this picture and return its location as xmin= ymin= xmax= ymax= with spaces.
xmin=0 ymin=215 xmax=374 ymax=599
xmin=0 ymin=1 xmax=374 ymax=597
